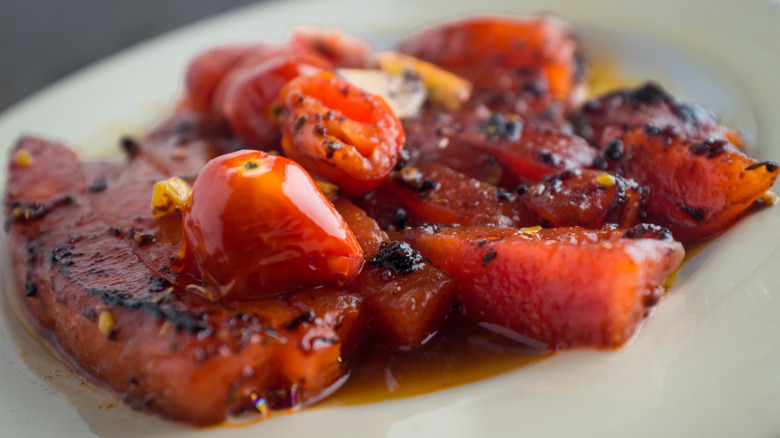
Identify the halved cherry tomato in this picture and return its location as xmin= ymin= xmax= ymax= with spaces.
xmin=398 ymin=16 xmax=580 ymax=102
xmin=222 ymin=53 xmax=332 ymax=149
xmin=280 ymin=72 xmax=405 ymax=196
xmin=181 ymin=149 xmax=364 ymax=300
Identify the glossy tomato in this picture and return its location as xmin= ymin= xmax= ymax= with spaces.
xmin=222 ymin=52 xmax=332 ymax=149
xmin=181 ymin=150 xmax=364 ymax=300
xmin=183 ymin=42 xmax=275 ymax=115
xmin=280 ymin=72 xmax=405 ymax=196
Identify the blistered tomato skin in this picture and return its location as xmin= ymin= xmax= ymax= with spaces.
xmin=280 ymin=72 xmax=405 ymax=196
xmin=182 ymin=150 xmax=364 ymax=300
xmin=222 ymin=53 xmax=332 ymax=149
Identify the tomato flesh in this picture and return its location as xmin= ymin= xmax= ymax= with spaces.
xmin=281 ymin=72 xmax=405 ymax=196
xmin=182 ymin=150 xmax=363 ymax=300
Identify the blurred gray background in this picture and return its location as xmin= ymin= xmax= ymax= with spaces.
xmin=0 ymin=0 xmax=262 ymax=113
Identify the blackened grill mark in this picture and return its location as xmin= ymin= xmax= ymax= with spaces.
xmin=120 ymin=136 xmax=141 ymax=157
xmin=283 ymin=311 xmax=316 ymax=330
xmin=674 ymin=103 xmax=718 ymax=124
xmin=745 ymin=161 xmax=779 ymax=172
xmin=644 ymin=125 xmax=662 ymax=136
xmin=482 ymin=248 xmax=498 ymax=267
xmin=89 ymin=178 xmax=108 ymax=192
xmin=24 ymin=271 xmax=37 ymax=297
xmin=418 ymin=180 xmax=440 ymax=192
xmin=622 ymin=223 xmax=673 ymax=241
xmin=629 ymin=82 xmax=671 ymax=105
xmin=689 ymin=139 xmax=728 ymax=158
xmin=148 ymin=276 xmax=172 ymax=293
xmin=81 ymin=308 xmax=97 ymax=321
xmin=87 ymin=288 xmax=208 ymax=333
xmin=680 ymin=204 xmax=705 ymax=222
xmin=7 ymin=195 xmax=75 ymax=223
xmin=174 ymin=118 xmax=198 ymax=142
xmin=50 ymin=245 xmax=75 ymax=266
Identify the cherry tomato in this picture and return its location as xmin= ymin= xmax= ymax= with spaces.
xmin=398 ymin=16 xmax=580 ymax=102
xmin=181 ymin=149 xmax=364 ymax=300
xmin=208 ymin=44 xmax=324 ymax=117
xmin=288 ymin=26 xmax=371 ymax=68
xmin=183 ymin=42 xmax=276 ymax=115
xmin=221 ymin=53 xmax=332 ymax=149
xmin=280 ymin=72 xmax=405 ymax=196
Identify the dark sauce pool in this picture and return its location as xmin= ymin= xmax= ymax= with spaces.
xmin=325 ymin=316 xmax=548 ymax=406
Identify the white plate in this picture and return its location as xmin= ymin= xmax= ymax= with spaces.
xmin=2 ymin=0 xmax=780 ymax=436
